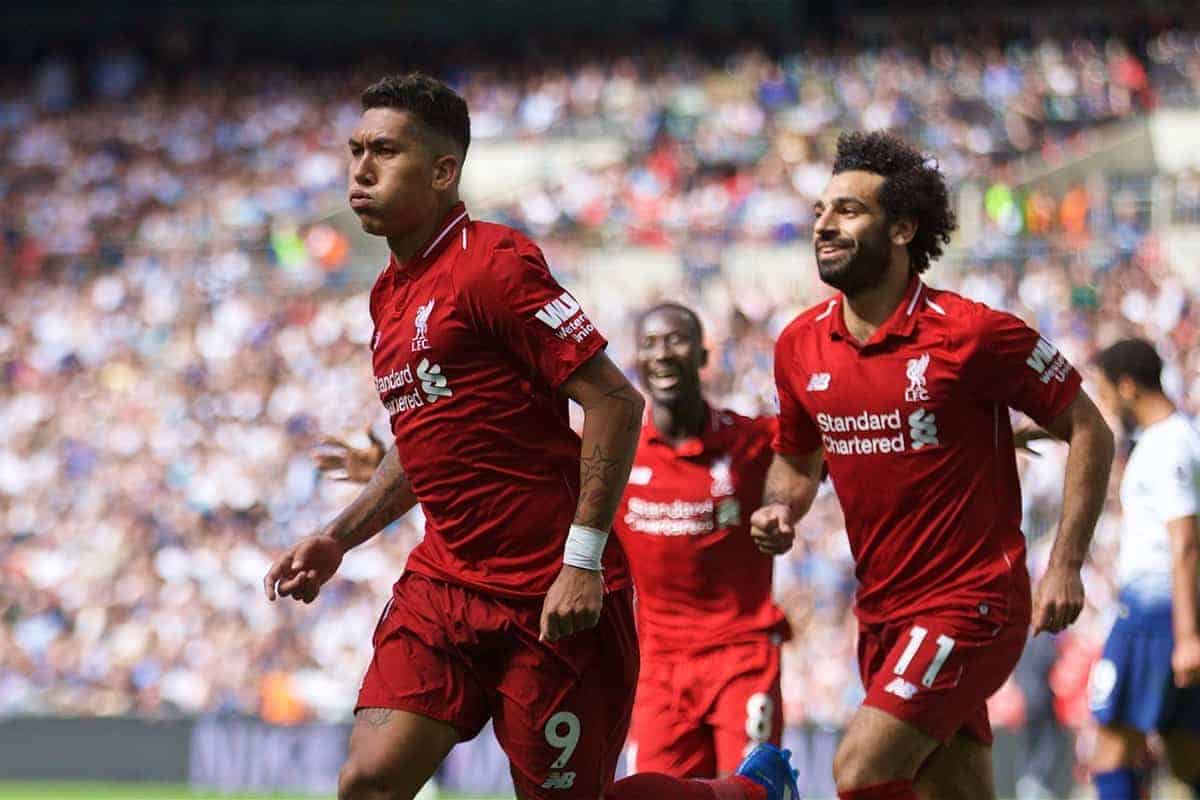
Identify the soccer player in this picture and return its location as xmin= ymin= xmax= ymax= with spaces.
xmin=619 ymin=303 xmax=790 ymax=777
xmin=752 ymin=131 xmax=1115 ymax=800
xmin=317 ymin=303 xmax=794 ymax=784
xmin=1088 ymin=339 xmax=1200 ymax=800
xmin=265 ymin=73 xmax=797 ymax=800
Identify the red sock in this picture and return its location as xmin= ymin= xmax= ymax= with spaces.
xmin=838 ymin=778 xmax=918 ymax=799
xmin=605 ymin=772 xmax=768 ymax=800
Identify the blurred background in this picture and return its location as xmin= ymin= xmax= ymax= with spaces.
xmin=2 ymin=0 xmax=1200 ymax=797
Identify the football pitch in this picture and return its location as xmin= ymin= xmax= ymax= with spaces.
xmin=0 ymin=786 xmax=508 ymax=800
xmin=0 ymin=782 xmax=1057 ymax=800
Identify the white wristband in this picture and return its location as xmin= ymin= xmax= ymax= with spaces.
xmin=563 ymin=524 xmax=608 ymax=572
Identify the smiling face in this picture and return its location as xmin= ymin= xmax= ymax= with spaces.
xmin=347 ymin=107 xmax=459 ymax=239
xmin=636 ymin=306 xmax=707 ymax=408
xmin=812 ymin=170 xmax=897 ymax=295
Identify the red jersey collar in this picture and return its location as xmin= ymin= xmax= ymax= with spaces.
xmin=642 ymin=403 xmax=721 ymax=457
xmin=826 ymin=275 xmax=925 ymax=349
xmin=389 ymin=202 xmax=470 ymax=280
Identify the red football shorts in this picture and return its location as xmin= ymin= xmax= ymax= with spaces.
xmin=628 ymin=637 xmax=783 ymax=777
xmin=858 ymin=606 xmax=1029 ymax=745
xmin=357 ymin=572 xmax=639 ymax=799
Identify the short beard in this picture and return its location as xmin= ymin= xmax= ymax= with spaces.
xmin=817 ymin=233 xmax=891 ymax=296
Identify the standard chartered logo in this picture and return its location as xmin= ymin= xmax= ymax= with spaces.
xmin=908 ymin=408 xmax=939 ymax=449
xmin=417 ymin=358 xmax=452 ymax=402
xmin=816 ymin=407 xmax=941 ymax=454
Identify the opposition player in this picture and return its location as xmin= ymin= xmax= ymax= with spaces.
xmin=266 ymin=73 xmax=797 ymax=800
xmin=1088 ymin=339 xmax=1200 ymax=800
xmin=619 ymin=303 xmax=790 ymax=776
xmin=752 ymin=131 xmax=1115 ymax=800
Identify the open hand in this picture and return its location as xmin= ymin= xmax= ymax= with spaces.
xmin=313 ymin=426 xmax=386 ymax=483
xmin=1014 ymin=425 xmax=1053 ymax=457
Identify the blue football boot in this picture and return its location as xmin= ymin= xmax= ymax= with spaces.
xmin=735 ymin=743 xmax=800 ymax=800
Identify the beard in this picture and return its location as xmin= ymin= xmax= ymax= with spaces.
xmin=816 ymin=229 xmax=892 ymax=295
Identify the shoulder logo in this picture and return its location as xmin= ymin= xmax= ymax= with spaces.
xmin=1026 ymin=337 xmax=1070 ymax=384
xmin=807 ymin=372 xmax=831 ymax=392
xmin=370 ymin=330 xmax=381 ymax=352
xmin=535 ymin=291 xmax=581 ymax=330
xmin=412 ymin=298 xmax=435 ymax=351
xmin=905 ymin=353 xmax=931 ymax=402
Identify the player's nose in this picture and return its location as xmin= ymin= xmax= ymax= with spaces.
xmin=814 ymin=219 xmax=838 ymax=239
xmin=352 ymin=159 xmax=375 ymax=187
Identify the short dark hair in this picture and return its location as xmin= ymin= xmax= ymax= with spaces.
xmin=637 ymin=303 xmax=704 ymax=342
xmin=361 ymin=73 xmax=470 ymax=156
xmin=832 ymin=131 xmax=957 ymax=274
xmin=1094 ymin=338 xmax=1163 ymax=391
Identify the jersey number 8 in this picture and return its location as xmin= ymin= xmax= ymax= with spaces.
xmin=744 ymin=692 xmax=775 ymax=745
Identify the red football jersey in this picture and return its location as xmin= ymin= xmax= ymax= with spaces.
xmin=614 ymin=406 xmax=789 ymax=654
xmin=774 ymin=277 xmax=1081 ymax=624
xmin=368 ymin=203 xmax=630 ymax=599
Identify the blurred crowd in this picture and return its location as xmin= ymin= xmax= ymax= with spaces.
xmin=2 ymin=20 xmax=1200 ymax=796
xmin=4 ymin=19 xmax=1200 ymax=276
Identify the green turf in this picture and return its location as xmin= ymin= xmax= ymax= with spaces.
xmin=0 ymin=786 xmax=510 ymax=800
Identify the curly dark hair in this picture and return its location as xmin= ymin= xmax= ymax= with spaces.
xmin=832 ymin=131 xmax=957 ymax=274
xmin=361 ymin=73 xmax=470 ymax=156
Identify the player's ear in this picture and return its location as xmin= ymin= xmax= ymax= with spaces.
xmin=431 ymin=152 xmax=461 ymax=192
xmin=890 ymin=217 xmax=917 ymax=246
xmin=699 ymin=347 xmax=709 ymax=369
xmin=1116 ymin=375 xmax=1138 ymax=402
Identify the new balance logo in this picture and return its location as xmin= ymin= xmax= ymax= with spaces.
xmin=885 ymin=677 xmax=919 ymax=700
xmin=535 ymin=292 xmax=581 ymax=330
xmin=905 ymin=353 xmax=931 ymax=402
xmin=908 ymin=408 xmax=939 ymax=449
xmin=416 ymin=358 xmax=452 ymax=403
xmin=541 ymin=772 xmax=576 ymax=790
xmin=807 ymin=372 xmax=831 ymax=392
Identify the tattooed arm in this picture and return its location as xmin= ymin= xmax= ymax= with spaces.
xmin=539 ymin=352 xmax=644 ymax=641
xmin=563 ymin=352 xmax=645 ymax=531
xmin=323 ymin=445 xmax=416 ymax=551
xmin=264 ymin=445 xmax=416 ymax=604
